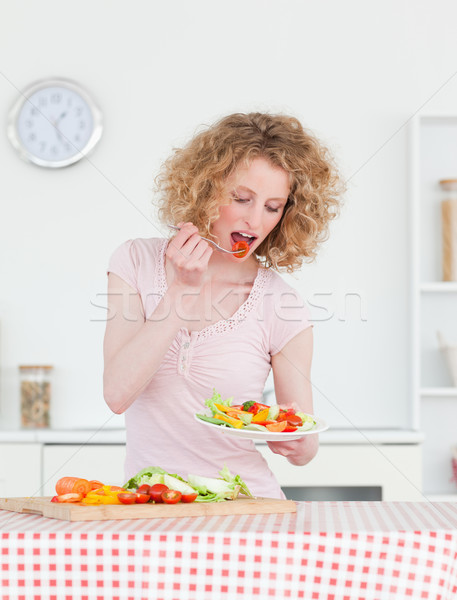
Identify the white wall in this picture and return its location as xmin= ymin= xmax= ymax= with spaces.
xmin=1 ymin=0 xmax=457 ymax=434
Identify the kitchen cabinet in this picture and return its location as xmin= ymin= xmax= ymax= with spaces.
xmin=42 ymin=444 xmax=126 ymax=496
xmin=410 ymin=113 xmax=457 ymax=497
xmin=0 ymin=434 xmax=422 ymax=501
xmin=257 ymin=442 xmax=423 ymax=501
xmin=0 ymin=443 xmax=41 ymax=497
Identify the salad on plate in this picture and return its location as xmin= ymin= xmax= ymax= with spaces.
xmin=196 ymin=389 xmax=318 ymax=434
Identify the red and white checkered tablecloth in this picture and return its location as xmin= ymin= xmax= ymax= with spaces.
xmin=1 ymin=501 xmax=457 ymax=600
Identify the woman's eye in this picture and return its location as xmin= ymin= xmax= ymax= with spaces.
xmin=266 ymin=206 xmax=280 ymax=213
xmin=234 ymin=196 xmax=249 ymax=203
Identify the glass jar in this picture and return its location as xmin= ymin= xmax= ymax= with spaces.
xmin=19 ymin=365 xmax=53 ymax=428
xmin=439 ymin=179 xmax=457 ymax=281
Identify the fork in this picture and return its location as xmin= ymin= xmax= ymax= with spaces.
xmin=167 ymin=224 xmax=242 ymax=254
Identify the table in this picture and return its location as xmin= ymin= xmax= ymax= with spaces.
xmin=1 ymin=501 xmax=457 ymax=600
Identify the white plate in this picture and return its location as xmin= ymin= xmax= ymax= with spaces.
xmin=194 ymin=414 xmax=328 ymax=441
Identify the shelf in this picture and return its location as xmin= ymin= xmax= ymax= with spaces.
xmin=423 ymin=494 xmax=457 ymax=502
xmin=420 ymin=282 xmax=457 ymax=293
xmin=420 ymin=388 xmax=457 ymax=397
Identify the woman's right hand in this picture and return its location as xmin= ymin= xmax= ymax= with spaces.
xmin=166 ymin=222 xmax=213 ymax=290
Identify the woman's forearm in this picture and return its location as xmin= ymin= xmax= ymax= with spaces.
xmin=103 ymin=283 xmax=199 ymax=414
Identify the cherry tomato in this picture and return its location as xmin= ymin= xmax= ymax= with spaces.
xmin=232 ymin=240 xmax=249 ymax=258
xmin=149 ymin=484 xmax=168 ymax=503
xmin=161 ymin=490 xmax=182 ymax=504
xmin=134 ymin=492 xmax=150 ymax=503
xmin=117 ymin=493 xmax=137 ymax=505
xmin=136 ymin=484 xmax=151 ymax=494
xmin=181 ymin=492 xmax=198 ymax=503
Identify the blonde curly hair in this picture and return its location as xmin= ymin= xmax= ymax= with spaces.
xmin=155 ymin=112 xmax=344 ymax=272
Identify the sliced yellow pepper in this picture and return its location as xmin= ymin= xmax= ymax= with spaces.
xmin=82 ymin=485 xmax=126 ymax=505
xmin=214 ymin=414 xmax=244 ymax=428
xmin=82 ymin=495 xmax=122 ymax=505
xmin=251 ymin=408 xmax=270 ymax=423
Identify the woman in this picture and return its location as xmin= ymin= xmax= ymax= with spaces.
xmin=103 ymin=112 xmax=342 ymax=498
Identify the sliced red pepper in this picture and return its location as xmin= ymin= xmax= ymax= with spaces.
xmin=283 ymin=426 xmax=298 ymax=432
xmin=248 ymin=402 xmax=270 ymax=414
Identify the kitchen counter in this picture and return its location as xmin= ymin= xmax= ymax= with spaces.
xmin=0 ymin=427 xmax=424 ymax=445
xmin=0 ymin=501 xmax=455 ymax=599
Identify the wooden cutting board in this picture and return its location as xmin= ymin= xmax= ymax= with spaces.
xmin=0 ymin=496 xmax=296 ymax=522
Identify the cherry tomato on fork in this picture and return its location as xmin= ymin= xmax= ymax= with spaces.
xmin=232 ymin=240 xmax=249 ymax=258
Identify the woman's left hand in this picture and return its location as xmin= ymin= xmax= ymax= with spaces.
xmin=267 ymin=436 xmax=319 ymax=466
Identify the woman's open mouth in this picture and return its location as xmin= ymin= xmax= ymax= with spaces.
xmin=230 ymin=231 xmax=258 ymax=248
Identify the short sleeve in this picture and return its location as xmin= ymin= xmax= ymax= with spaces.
xmin=107 ymin=239 xmax=139 ymax=291
xmin=269 ymin=287 xmax=313 ymax=356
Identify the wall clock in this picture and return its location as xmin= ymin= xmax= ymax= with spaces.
xmin=7 ymin=77 xmax=103 ymax=168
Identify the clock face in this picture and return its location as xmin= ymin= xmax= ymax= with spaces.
xmin=8 ymin=79 xmax=102 ymax=168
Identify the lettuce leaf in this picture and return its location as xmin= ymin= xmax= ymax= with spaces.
xmin=219 ymin=465 xmax=254 ymax=498
xmin=123 ymin=466 xmax=166 ymax=490
xmin=204 ymin=389 xmax=233 ymax=417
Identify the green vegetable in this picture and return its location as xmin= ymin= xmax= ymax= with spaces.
xmin=196 ymin=414 xmax=237 ymax=428
xmin=204 ymin=389 xmax=233 ymax=417
xmin=267 ymin=405 xmax=280 ymax=421
xmin=123 ymin=466 xmax=166 ymax=490
xmin=163 ymin=473 xmax=197 ymax=496
xmin=187 ymin=473 xmax=240 ymax=501
xmin=187 ymin=464 xmax=254 ymax=502
xmin=219 ymin=465 xmax=254 ymax=498
xmin=242 ymin=400 xmax=255 ymax=411
xmin=237 ymin=411 xmax=252 ymax=425
xmin=243 ymin=423 xmax=268 ymax=432
xmin=123 ymin=464 xmax=254 ymax=503
xmin=295 ymin=412 xmax=316 ymax=431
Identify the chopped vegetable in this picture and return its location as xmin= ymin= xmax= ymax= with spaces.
xmin=187 ymin=473 xmax=240 ymax=501
xmin=251 ymin=408 xmax=270 ymax=423
xmin=163 ymin=474 xmax=198 ymax=496
xmin=214 ymin=414 xmax=244 ymax=428
xmin=54 ymin=493 xmax=83 ymax=503
xmin=265 ymin=421 xmax=287 ymax=432
xmin=117 ymin=493 xmax=137 ymax=505
xmin=123 ymin=466 xmax=166 ymax=491
xmin=82 ymin=485 xmax=126 ymax=505
xmin=149 ymin=484 xmax=168 ymax=503
xmin=124 ymin=464 xmax=254 ymax=503
xmin=162 ymin=490 xmax=182 ymax=504
xmin=55 ymin=477 xmax=92 ymax=497
xmin=218 ymin=465 xmax=254 ymax=499
xmin=242 ymin=400 xmax=255 ymax=411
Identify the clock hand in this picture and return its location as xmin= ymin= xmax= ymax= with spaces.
xmin=53 ymin=112 xmax=68 ymax=144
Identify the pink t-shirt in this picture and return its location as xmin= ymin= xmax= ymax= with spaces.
xmin=108 ymin=238 xmax=312 ymax=498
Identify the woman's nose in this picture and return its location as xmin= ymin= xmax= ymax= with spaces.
xmin=244 ymin=204 xmax=263 ymax=230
